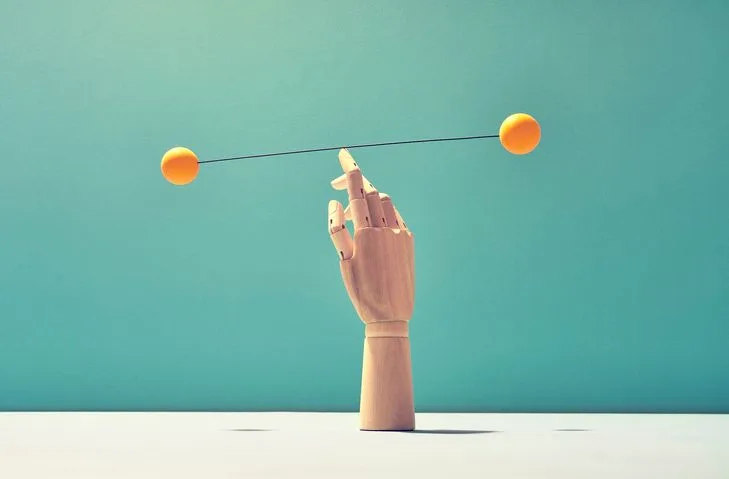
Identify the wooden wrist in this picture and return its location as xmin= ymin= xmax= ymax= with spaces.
xmin=364 ymin=320 xmax=409 ymax=338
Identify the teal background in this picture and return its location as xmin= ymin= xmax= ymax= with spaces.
xmin=1 ymin=0 xmax=727 ymax=412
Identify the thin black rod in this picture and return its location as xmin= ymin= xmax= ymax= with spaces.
xmin=198 ymin=134 xmax=499 ymax=165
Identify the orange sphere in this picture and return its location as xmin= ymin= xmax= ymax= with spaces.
xmin=161 ymin=147 xmax=199 ymax=185
xmin=499 ymin=113 xmax=541 ymax=155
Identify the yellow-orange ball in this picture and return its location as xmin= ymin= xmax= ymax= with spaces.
xmin=499 ymin=113 xmax=541 ymax=155
xmin=161 ymin=147 xmax=199 ymax=185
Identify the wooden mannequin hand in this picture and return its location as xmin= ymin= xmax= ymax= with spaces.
xmin=328 ymin=148 xmax=415 ymax=325
xmin=328 ymin=148 xmax=416 ymax=431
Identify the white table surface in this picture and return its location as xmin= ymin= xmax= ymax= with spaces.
xmin=1 ymin=412 xmax=727 ymax=478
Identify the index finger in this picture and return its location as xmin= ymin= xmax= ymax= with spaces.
xmin=330 ymin=150 xmax=378 ymax=193
xmin=339 ymin=149 xmax=386 ymax=228
xmin=336 ymin=149 xmax=371 ymax=230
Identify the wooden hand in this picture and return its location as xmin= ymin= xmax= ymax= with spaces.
xmin=328 ymin=148 xmax=416 ymax=431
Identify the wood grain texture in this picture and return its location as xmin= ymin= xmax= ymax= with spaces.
xmin=340 ymin=227 xmax=416 ymax=431
xmin=339 ymin=228 xmax=415 ymax=323
xmin=360 ymin=335 xmax=415 ymax=431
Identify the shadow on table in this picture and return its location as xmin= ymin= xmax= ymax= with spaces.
xmin=554 ymin=428 xmax=591 ymax=432
xmin=401 ymin=429 xmax=500 ymax=435
xmin=228 ymin=429 xmax=273 ymax=432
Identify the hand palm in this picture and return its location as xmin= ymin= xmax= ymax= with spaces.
xmin=341 ymin=228 xmax=414 ymax=323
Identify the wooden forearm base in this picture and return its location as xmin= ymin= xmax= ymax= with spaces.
xmin=359 ymin=321 xmax=415 ymax=431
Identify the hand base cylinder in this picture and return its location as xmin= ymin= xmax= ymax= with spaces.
xmin=359 ymin=321 xmax=415 ymax=431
